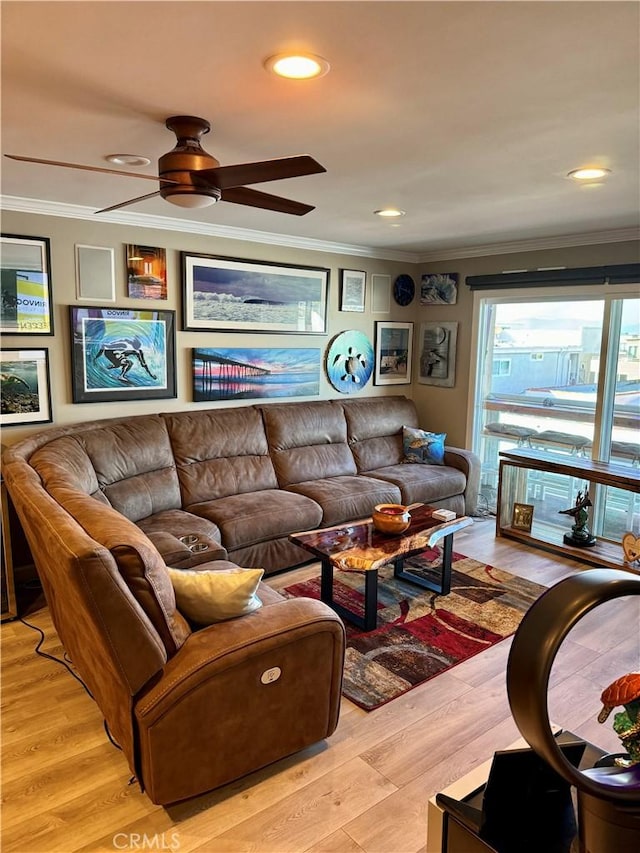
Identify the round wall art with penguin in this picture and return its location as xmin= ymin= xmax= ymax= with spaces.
xmin=326 ymin=330 xmax=374 ymax=394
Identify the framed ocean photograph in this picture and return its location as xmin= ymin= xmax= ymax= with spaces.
xmin=192 ymin=347 xmax=321 ymax=402
xmin=181 ymin=252 xmax=329 ymax=334
xmin=69 ymin=306 xmax=176 ymax=403
xmin=0 ymin=348 xmax=52 ymax=427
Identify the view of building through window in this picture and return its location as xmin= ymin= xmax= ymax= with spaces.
xmin=473 ymin=295 xmax=639 ymax=544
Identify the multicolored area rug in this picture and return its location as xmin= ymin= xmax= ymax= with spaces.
xmin=283 ymin=549 xmax=546 ymax=711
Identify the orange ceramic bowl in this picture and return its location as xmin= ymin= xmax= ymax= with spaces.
xmin=372 ymin=503 xmax=411 ymax=535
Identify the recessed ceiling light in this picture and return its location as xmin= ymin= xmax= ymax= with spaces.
xmin=105 ymin=154 xmax=151 ymax=167
xmin=374 ymin=208 xmax=406 ymax=218
xmin=567 ymin=167 xmax=611 ymax=181
xmin=264 ymin=53 xmax=330 ymax=80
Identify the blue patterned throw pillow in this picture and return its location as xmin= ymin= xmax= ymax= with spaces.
xmin=403 ymin=425 xmax=446 ymax=465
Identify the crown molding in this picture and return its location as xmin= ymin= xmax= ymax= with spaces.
xmin=416 ymin=227 xmax=640 ymax=263
xmin=3 ymin=196 xmax=636 ymax=266
xmin=0 ymin=195 xmax=420 ymax=263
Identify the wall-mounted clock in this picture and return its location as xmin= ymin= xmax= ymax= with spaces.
xmin=393 ymin=274 xmax=415 ymax=306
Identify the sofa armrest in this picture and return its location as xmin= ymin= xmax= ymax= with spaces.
xmin=443 ymin=446 xmax=481 ymax=516
xmin=145 ymin=530 xmax=228 ymax=567
xmin=133 ymin=597 xmax=345 ymax=804
xmin=136 ymin=597 xmax=345 ymax=719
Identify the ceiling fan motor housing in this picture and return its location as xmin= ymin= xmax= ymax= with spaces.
xmin=159 ymin=115 xmax=222 ymax=204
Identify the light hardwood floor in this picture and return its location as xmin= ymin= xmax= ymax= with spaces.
xmin=2 ymin=520 xmax=638 ymax=853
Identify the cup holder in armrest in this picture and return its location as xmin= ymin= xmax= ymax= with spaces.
xmin=179 ymin=535 xmax=210 ymax=552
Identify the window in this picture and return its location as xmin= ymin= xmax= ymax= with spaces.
xmin=471 ymin=290 xmax=639 ymax=547
xmin=492 ymin=359 xmax=511 ymax=377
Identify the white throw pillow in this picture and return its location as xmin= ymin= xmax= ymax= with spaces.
xmin=167 ymin=567 xmax=264 ymax=624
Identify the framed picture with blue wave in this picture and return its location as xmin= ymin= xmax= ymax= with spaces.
xmin=181 ymin=252 xmax=329 ymax=334
xmin=69 ymin=306 xmax=176 ymax=403
xmin=192 ymin=347 xmax=321 ymax=402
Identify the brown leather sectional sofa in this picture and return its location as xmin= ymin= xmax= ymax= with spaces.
xmin=2 ymin=394 xmax=479 ymax=804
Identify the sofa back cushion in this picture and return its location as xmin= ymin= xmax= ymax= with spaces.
xmin=261 ymin=400 xmax=357 ymax=487
xmin=79 ymin=416 xmax=182 ymax=521
xmin=342 ymin=396 xmax=419 ymax=471
xmin=29 ymin=434 xmax=110 ymax=503
xmin=164 ymin=407 xmax=279 ymax=505
xmin=47 ymin=487 xmax=191 ymax=656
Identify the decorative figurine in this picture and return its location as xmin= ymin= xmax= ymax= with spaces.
xmin=559 ymin=487 xmax=596 ymax=547
xmin=597 ymin=673 xmax=640 ymax=767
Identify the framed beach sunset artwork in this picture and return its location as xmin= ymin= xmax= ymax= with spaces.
xmin=192 ymin=347 xmax=321 ymax=402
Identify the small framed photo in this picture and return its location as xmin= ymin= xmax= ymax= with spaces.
xmin=512 ymin=503 xmax=534 ymax=532
xmin=0 ymin=348 xmax=52 ymax=427
xmin=75 ymin=245 xmax=116 ymax=302
xmin=0 ymin=234 xmax=54 ymax=335
xmin=69 ymin=306 xmax=176 ymax=404
xmin=126 ymin=244 xmax=167 ymax=299
xmin=374 ymin=321 xmax=413 ymax=385
xmin=339 ymin=269 xmax=366 ymax=312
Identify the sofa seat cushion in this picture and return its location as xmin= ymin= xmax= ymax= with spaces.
xmin=362 ymin=464 xmax=467 ymax=507
xmin=286 ymin=475 xmax=401 ymax=527
xmin=186 ymin=490 xmax=323 ymax=551
xmin=136 ymin=510 xmax=226 ymax=567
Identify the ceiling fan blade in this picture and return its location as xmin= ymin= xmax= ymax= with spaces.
xmin=95 ymin=190 xmax=162 ymax=214
xmin=4 ymin=154 xmax=179 ymax=183
xmin=199 ymin=155 xmax=325 ymax=190
xmin=221 ymin=186 xmax=314 ymax=216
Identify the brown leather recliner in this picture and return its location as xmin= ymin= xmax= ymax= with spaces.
xmin=3 ymin=449 xmax=345 ymax=805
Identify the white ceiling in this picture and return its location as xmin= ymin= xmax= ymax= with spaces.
xmin=2 ymin=1 xmax=639 ymax=259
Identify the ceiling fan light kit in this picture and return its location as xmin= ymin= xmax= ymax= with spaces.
xmin=5 ymin=114 xmax=326 ymax=217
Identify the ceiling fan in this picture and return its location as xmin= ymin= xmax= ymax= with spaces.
xmin=5 ymin=115 xmax=326 ymax=216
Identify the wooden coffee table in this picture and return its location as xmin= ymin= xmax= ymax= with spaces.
xmin=289 ymin=504 xmax=473 ymax=631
